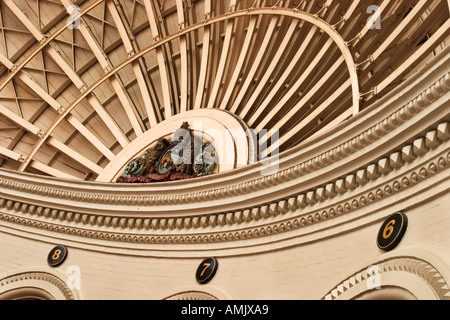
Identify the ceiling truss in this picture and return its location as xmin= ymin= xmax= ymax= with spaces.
xmin=0 ymin=0 xmax=448 ymax=181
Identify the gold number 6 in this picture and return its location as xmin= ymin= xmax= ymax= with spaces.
xmin=383 ymin=220 xmax=396 ymax=239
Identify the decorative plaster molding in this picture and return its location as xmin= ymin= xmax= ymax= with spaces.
xmin=0 ymin=72 xmax=448 ymax=210
xmin=96 ymin=109 xmax=254 ymax=182
xmin=0 ymin=127 xmax=448 ymax=246
xmin=0 ymin=58 xmax=448 ymax=249
xmin=164 ymin=291 xmax=219 ymax=300
xmin=0 ymin=272 xmax=74 ymax=300
xmin=322 ymin=257 xmax=450 ymax=300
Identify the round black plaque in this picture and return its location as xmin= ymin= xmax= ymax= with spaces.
xmin=47 ymin=245 xmax=68 ymax=267
xmin=377 ymin=212 xmax=408 ymax=251
xmin=196 ymin=258 xmax=218 ymax=284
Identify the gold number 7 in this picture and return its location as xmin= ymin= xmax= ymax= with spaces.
xmin=200 ymin=263 xmax=211 ymax=277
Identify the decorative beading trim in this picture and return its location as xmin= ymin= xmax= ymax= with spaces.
xmin=0 ymin=73 xmax=448 ymax=208
xmin=164 ymin=291 xmax=219 ymax=300
xmin=322 ymin=257 xmax=450 ymax=300
xmin=0 ymin=272 xmax=74 ymax=300
xmin=0 ymin=68 xmax=448 ymax=244
xmin=0 ymin=134 xmax=448 ymax=245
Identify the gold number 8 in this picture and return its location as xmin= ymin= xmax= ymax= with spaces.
xmin=383 ymin=220 xmax=396 ymax=239
xmin=52 ymin=249 xmax=61 ymax=260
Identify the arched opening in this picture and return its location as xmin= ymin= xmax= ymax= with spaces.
xmin=0 ymin=287 xmax=55 ymax=300
xmin=323 ymin=257 xmax=450 ymax=300
xmin=0 ymin=272 xmax=75 ymax=300
xmin=164 ymin=291 xmax=219 ymax=300
xmin=353 ymin=286 xmax=417 ymax=300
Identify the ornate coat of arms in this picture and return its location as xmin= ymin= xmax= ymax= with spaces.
xmin=117 ymin=123 xmax=218 ymax=183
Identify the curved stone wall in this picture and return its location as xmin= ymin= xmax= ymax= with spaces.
xmin=0 ymin=44 xmax=449 ymax=300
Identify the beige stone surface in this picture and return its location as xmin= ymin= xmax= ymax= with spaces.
xmin=0 ymin=0 xmax=449 ymax=300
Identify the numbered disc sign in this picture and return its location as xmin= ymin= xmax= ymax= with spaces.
xmin=196 ymin=258 xmax=218 ymax=284
xmin=377 ymin=212 xmax=408 ymax=252
xmin=47 ymin=245 xmax=68 ymax=267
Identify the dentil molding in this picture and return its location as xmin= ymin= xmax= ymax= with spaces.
xmin=322 ymin=257 xmax=450 ymax=300
xmin=0 ymin=48 xmax=449 ymax=254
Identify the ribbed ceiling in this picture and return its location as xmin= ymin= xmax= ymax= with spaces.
xmin=0 ymin=0 xmax=448 ymax=181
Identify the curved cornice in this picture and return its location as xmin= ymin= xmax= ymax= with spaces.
xmin=0 ymin=272 xmax=75 ymax=300
xmin=322 ymin=256 xmax=450 ymax=300
xmin=1 ymin=71 xmax=448 ymax=211
xmin=0 ymin=135 xmax=448 ymax=254
xmin=1 ymin=1 xmax=448 ymax=184
xmin=0 ymin=47 xmax=449 ymax=256
xmin=164 ymin=291 xmax=219 ymax=301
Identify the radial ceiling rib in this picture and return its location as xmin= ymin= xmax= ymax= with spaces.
xmin=230 ymin=15 xmax=279 ymax=114
xmin=376 ymin=19 xmax=450 ymax=95
xmin=29 ymin=159 xmax=79 ymax=180
xmin=193 ymin=0 xmax=212 ymax=110
xmin=238 ymin=19 xmax=299 ymax=120
xmin=248 ymin=24 xmax=317 ymax=129
xmin=370 ymin=0 xmax=430 ymax=63
xmin=257 ymin=55 xmax=345 ymax=139
xmin=60 ymin=0 xmax=145 ymax=136
xmin=46 ymin=136 xmax=103 ymax=174
xmin=176 ymin=0 xmax=188 ymax=113
xmin=143 ymin=0 xmax=173 ymax=119
xmin=220 ymin=15 xmax=258 ymax=110
xmin=255 ymin=36 xmax=336 ymax=130
xmin=2 ymin=0 xmax=43 ymax=40
xmin=348 ymin=0 xmax=391 ymax=47
xmin=340 ymin=0 xmax=360 ymax=23
xmin=206 ymin=0 xmax=238 ymax=109
xmin=184 ymin=0 xmax=198 ymax=110
xmin=0 ymin=102 xmax=42 ymax=137
xmin=0 ymin=52 xmax=116 ymax=162
xmin=156 ymin=2 xmax=181 ymax=115
xmin=279 ymin=78 xmax=352 ymax=149
xmin=261 ymin=76 xmax=353 ymax=158
xmin=83 ymin=94 xmax=129 ymax=148
xmin=0 ymin=144 xmax=22 ymax=163
xmin=312 ymin=107 xmax=354 ymax=138
xmin=0 ymin=132 xmax=78 ymax=180
xmin=2 ymin=0 xmax=129 ymax=150
xmin=0 ymin=0 xmax=447 ymax=181
xmin=106 ymin=0 xmax=160 ymax=127
xmin=64 ymin=113 xmax=116 ymax=161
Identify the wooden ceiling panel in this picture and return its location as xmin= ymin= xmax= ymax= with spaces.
xmin=0 ymin=0 xmax=447 ymax=180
